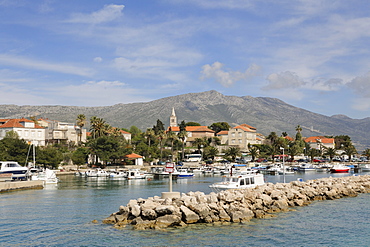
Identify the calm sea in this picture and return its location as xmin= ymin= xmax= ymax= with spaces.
xmin=1 ymin=171 xmax=369 ymax=247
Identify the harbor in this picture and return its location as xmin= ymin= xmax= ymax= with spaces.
xmin=1 ymin=170 xmax=370 ymax=246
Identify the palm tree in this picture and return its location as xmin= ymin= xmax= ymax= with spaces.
xmin=90 ymin=117 xmax=106 ymax=139
xmin=288 ymin=144 xmax=300 ymax=161
xmin=362 ymin=148 xmax=370 ymax=160
xmin=157 ymin=130 xmax=166 ymax=161
xmin=166 ymin=131 xmax=178 ymax=161
xmin=76 ymin=114 xmax=86 ymax=145
xmin=248 ymin=145 xmax=259 ymax=161
xmin=204 ymin=146 xmax=219 ymax=161
xmin=343 ymin=144 xmax=357 ymax=161
xmin=323 ymin=147 xmax=336 ymax=162
xmin=225 ymin=146 xmax=241 ymax=162
xmin=177 ymin=130 xmax=187 ymax=160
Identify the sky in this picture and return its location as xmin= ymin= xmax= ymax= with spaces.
xmin=1 ymin=0 xmax=370 ymax=119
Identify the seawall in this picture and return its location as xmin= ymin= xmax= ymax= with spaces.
xmin=103 ymin=175 xmax=370 ymax=230
xmin=0 ymin=180 xmax=44 ymax=193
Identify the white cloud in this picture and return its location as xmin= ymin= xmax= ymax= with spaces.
xmin=264 ymin=71 xmax=305 ymax=90
xmin=307 ymin=78 xmax=343 ymax=92
xmin=167 ymin=0 xmax=254 ymax=9
xmin=93 ymin=57 xmax=102 ymax=63
xmin=200 ymin=62 xmax=261 ymax=87
xmin=0 ymin=54 xmax=94 ymax=77
xmin=66 ymin=4 xmax=124 ymax=24
xmin=347 ymin=72 xmax=370 ymax=98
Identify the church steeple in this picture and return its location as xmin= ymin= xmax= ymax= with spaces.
xmin=169 ymin=107 xmax=177 ymax=127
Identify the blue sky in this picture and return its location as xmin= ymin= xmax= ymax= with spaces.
xmin=1 ymin=0 xmax=370 ymax=119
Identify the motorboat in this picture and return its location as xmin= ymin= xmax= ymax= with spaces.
xmin=177 ymin=168 xmax=194 ymax=178
xmin=209 ymin=171 xmax=265 ymax=192
xmin=297 ymin=163 xmax=317 ymax=171
xmin=0 ymin=161 xmax=29 ymax=180
xmin=109 ymin=171 xmax=127 ymax=178
xmin=330 ymin=164 xmax=350 ymax=173
xmin=359 ymin=164 xmax=370 ymax=172
xmin=31 ymin=168 xmax=59 ymax=184
xmin=85 ymin=168 xmax=109 ymax=177
xmin=127 ymin=169 xmax=147 ymax=179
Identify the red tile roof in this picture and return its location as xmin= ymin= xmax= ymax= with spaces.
xmin=217 ymin=130 xmax=229 ymax=135
xmin=304 ymin=136 xmax=334 ymax=144
xmin=167 ymin=126 xmax=215 ymax=133
xmin=0 ymin=118 xmax=44 ymax=129
xmin=233 ymin=123 xmax=256 ymax=132
xmin=125 ymin=153 xmax=142 ymax=159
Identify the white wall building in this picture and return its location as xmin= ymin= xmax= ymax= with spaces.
xmin=0 ymin=118 xmax=46 ymax=146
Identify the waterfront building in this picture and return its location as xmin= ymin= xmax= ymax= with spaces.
xmin=304 ymin=136 xmax=335 ymax=150
xmin=0 ymin=118 xmax=46 ymax=146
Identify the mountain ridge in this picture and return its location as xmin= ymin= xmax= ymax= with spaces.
xmin=0 ymin=90 xmax=369 ymax=150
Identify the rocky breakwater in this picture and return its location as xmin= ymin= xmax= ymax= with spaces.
xmin=103 ymin=175 xmax=370 ymax=230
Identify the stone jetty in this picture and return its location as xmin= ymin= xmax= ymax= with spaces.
xmin=103 ymin=175 xmax=370 ymax=230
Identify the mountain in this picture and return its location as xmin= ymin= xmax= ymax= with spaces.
xmin=0 ymin=90 xmax=369 ymax=150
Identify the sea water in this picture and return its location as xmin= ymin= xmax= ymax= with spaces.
xmin=0 ymin=171 xmax=369 ymax=247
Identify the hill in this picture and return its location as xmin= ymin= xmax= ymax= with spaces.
xmin=0 ymin=90 xmax=369 ymax=150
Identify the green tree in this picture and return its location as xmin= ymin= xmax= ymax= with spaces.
xmin=224 ymin=146 xmax=241 ymax=161
xmin=209 ymin=122 xmax=230 ymax=133
xmin=343 ymin=144 xmax=357 ymax=161
xmin=37 ymin=146 xmax=63 ymax=169
xmin=71 ymin=147 xmax=89 ymax=167
xmin=0 ymin=132 xmax=29 ymax=165
xmin=177 ymin=129 xmax=187 ymax=160
xmin=203 ymin=146 xmax=219 ymax=161
xmin=186 ymin=122 xmax=201 ymax=126
xmin=153 ymin=119 xmax=165 ymax=135
xmin=323 ymin=147 xmax=336 ymax=162
xmin=362 ymin=148 xmax=370 ymax=160
xmin=248 ymin=145 xmax=259 ymax=161
xmin=307 ymin=147 xmax=321 ymax=162
xmin=90 ymin=116 xmax=107 ymax=139
xmin=166 ymin=131 xmax=178 ymax=161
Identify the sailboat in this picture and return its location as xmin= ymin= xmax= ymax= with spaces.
xmin=28 ymin=144 xmax=59 ymax=184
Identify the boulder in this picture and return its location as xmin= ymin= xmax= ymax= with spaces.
xmin=180 ymin=205 xmax=200 ymax=224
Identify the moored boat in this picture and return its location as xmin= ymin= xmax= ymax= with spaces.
xmin=330 ymin=163 xmax=350 ymax=173
xmin=0 ymin=161 xmax=29 ymax=180
xmin=31 ymin=168 xmax=59 ymax=184
xmin=177 ymin=168 xmax=194 ymax=178
xmin=209 ymin=171 xmax=264 ymax=192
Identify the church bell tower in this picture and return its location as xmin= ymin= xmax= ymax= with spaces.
xmin=169 ymin=107 xmax=177 ymax=127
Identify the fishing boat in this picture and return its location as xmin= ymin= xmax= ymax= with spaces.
xmin=330 ymin=164 xmax=350 ymax=173
xmin=209 ymin=171 xmax=265 ymax=192
xmin=0 ymin=161 xmax=29 ymax=180
xmin=109 ymin=171 xmax=127 ymax=178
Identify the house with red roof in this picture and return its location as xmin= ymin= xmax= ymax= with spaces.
xmin=167 ymin=125 xmax=215 ymax=146
xmin=304 ymin=136 xmax=335 ymax=150
xmin=226 ymin=124 xmax=258 ymax=151
xmin=0 ymin=118 xmax=46 ymax=146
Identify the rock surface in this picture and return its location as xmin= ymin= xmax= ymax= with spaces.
xmin=103 ymin=175 xmax=370 ymax=230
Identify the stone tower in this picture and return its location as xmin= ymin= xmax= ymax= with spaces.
xmin=169 ymin=107 xmax=177 ymax=127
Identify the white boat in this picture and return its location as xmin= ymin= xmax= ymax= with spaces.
xmin=0 ymin=161 xmax=29 ymax=180
xmin=330 ymin=163 xmax=350 ymax=173
xmin=297 ymin=163 xmax=316 ymax=171
xmin=31 ymin=168 xmax=59 ymax=184
xmin=85 ymin=168 xmax=109 ymax=177
xmin=209 ymin=171 xmax=265 ymax=192
xmin=127 ymin=169 xmax=147 ymax=179
xmin=109 ymin=171 xmax=127 ymax=178
xmin=359 ymin=164 xmax=370 ymax=172
xmin=177 ymin=168 xmax=194 ymax=178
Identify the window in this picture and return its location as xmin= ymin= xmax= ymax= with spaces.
xmin=240 ymin=179 xmax=245 ymax=186
xmin=251 ymin=177 xmax=255 ymax=184
xmin=245 ymin=178 xmax=250 ymax=185
xmin=231 ymin=133 xmax=235 ymax=137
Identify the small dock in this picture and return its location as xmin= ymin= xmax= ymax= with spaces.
xmin=0 ymin=180 xmax=44 ymax=193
